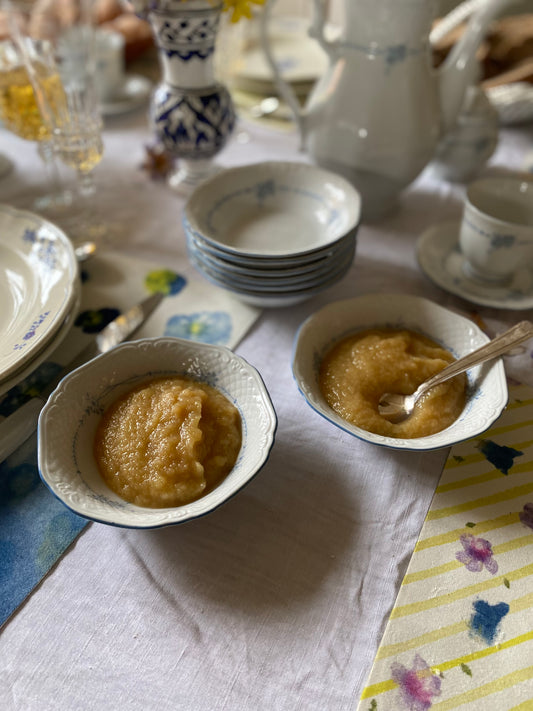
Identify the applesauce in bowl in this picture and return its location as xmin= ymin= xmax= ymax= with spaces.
xmin=38 ymin=337 xmax=277 ymax=528
xmin=292 ymin=293 xmax=508 ymax=451
xmin=94 ymin=376 xmax=242 ymax=508
xmin=319 ymin=328 xmax=467 ymax=439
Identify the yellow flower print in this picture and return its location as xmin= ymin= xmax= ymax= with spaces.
xmin=223 ymin=0 xmax=265 ymax=23
xmin=180 ymin=0 xmax=265 ymax=23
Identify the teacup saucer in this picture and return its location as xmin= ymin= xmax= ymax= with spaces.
xmin=100 ymin=75 xmax=152 ymax=117
xmin=416 ymin=220 xmax=533 ymax=310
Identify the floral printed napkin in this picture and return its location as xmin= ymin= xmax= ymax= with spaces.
xmin=0 ymin=251 xmax=260 ymax=629
xmin=357 ymin=383 xmax=533 ymax=711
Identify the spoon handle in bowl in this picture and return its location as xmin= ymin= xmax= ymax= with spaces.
xmin=415 ymin=320 xmax=533 ymax=399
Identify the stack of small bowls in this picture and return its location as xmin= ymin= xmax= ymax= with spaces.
xmin=183 ymin=161 xmax=362 ymax=308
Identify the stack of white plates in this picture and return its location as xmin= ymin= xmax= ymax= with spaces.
xmin=183 ymin=162 xmax=362 ymax=308
xmin=0 ymin=204 xmax=80 ymax=398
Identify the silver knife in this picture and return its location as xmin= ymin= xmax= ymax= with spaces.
xmin=0 ymin=291 xmax=164 ymax=463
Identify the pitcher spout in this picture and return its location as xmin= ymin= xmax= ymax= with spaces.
xmin=439 ymin=0 xmax=520 ymax=134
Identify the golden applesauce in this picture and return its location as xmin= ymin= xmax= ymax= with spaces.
xmin=319 ymin=328 xmax=467 ymax=438
xmin=94 ymin=376 xmax=242 ymax=508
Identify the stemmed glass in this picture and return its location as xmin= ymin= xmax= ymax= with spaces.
xmin=0 ymin=18 xmax=72 ymax=213
xmin=6 ymin=0 xmax=108 ymax=244
xmin=47 ymin=23 xmax=106 ymax=242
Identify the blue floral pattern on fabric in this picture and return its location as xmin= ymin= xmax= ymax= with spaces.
xmin=469 ymin=599 xmax=510 ymax=645
xmin=144 ymin=269 xmax=186 ymax=296
xmin=0 ymin=438 xmax=87 ymax=627
xmin=164 ymin=311 xmax=232 ymax=344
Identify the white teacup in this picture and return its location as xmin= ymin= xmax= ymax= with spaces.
xmin=94 ymin=30 xmax=125 ymax=103
xmin=459 ymin=175 xmax=533 ymax=284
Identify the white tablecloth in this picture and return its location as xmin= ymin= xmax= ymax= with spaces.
xmin=0 ymin=104 xmax=532 ymax=711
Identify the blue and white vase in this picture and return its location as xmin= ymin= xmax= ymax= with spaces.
xmin=143 ymin=0 xmax=236 ymax=191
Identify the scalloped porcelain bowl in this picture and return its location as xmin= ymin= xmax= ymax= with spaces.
xmin=183 ymin=161 xmax=361 ymax=307
xmin=38 ymin=337 xmax=277 ymax=528
xmin=292 ymin=293 xmax=508 ymax=451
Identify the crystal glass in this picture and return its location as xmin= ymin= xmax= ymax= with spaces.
xmin=0 ymin=32 xmax=72 ymax=213
xmin=7 ymin=0 xmax=109 ymax=244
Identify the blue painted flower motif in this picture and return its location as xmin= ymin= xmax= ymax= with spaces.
xmin=391 ymin=654 xmax=441 ymax=710
xmin=456 ymin=534 xmax=498 ymax=574
xmin=519 ymin=503 xmax=533 ymax=530
xmin=256 ymin=179 xmax=275 ymax=201
xmin=491 ymin=234 xmax=515 ymax=249
xmin=22 ymin=311 xmax=50 ymax=341
xmin=469 ymin=599 xmax=509 ymax=645
xmin=386 ymin=44 xmax=408 ymax=67
xmin=164 ymin=311 xmax=232 ymax=344
xmin=144 ymin=269 xmax=186 ymax=296
xmin=22 ymin=227 xmax=37 ymax=245
xmin=13 ymin=311 xmax=51 ymax=350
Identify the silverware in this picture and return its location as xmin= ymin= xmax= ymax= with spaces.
xmin=0 ymin=291 xmax=164 ymax=462
xmin=378 ymin=320 xmax=533 ymax=423
xmin=74 ymin=241 xmax=98 ymax=262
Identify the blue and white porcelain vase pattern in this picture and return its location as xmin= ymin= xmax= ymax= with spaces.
xmin=146 ymin=0 xmax=236 ymax=191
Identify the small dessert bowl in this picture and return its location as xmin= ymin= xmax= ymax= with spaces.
xmin=292 ymin=293 xmax=508 ymax=451
xmin=183 ymin=161 xmax=361 ymax=307
xmin=38 ymin=337 xmax=277 ymax=528
xmin=184 ymin=160 xmax=361 ymax=260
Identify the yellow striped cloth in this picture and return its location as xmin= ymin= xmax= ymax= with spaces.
xmin=357 ymin=384 xmax=533 ymax=711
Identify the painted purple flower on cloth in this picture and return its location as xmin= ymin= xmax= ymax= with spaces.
xmin=391 ymin=654 xmax=442 ymax=710
xmin=519 ymin=503 xmax=533 ymax=531
xmin=456 ymin=534 xmax=498 ymax=574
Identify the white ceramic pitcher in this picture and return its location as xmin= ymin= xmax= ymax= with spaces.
xmin=260 ymin=0 xmax=519 ymax=220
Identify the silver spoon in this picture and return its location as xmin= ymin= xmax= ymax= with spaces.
xmin=378 ymin=320 xmax=533 ymax=423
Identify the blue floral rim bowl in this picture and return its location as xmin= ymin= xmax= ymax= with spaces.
xmin=292 ymin=293 xmax=508 ymax=451
xmin=38 ymin=337 xmax=277 ymax=528
xmin=183 ymin=160 xmax=361 ymax=261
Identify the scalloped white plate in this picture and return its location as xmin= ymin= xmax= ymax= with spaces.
xmin=0 ymin=277 xmax=81 ymax=398
xmin=292 ymin=293 xmax=508 ymax=451
xmin=38 ymin=337 xmax=277 ymax=528
xmin=0 ymin=204 xmax=78 ymax=381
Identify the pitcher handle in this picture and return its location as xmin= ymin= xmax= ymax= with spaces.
xmin=259 ymin=0 xmax=305 ymax=144
xmin=309 ymin=0 xmax=341 ymax=59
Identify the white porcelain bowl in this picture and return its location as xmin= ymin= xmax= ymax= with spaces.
xmin=38 ymin=337 xmax=277 ymax=528
xmin=184 ymin=161 xmax=361 ymax=259
xmin=183 ymin=161 xmax=360 ymax=307
xmin=292 ymin=293 xmax=508 ymax=451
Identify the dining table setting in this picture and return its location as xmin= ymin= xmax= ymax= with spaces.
xmin=1 ymin=0 xmax=533 ymax=709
